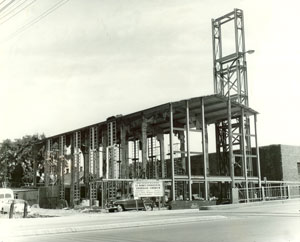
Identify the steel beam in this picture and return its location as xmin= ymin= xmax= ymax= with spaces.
xmin=228 ymin=99 xmax=235 ymax=190
xmin=201 ymin=98 xmax=209 ymax=200
xmin=241 ymin=108 xmax=249 ymax=202
xmin=141 ymin=118 xmax=148 ymax=178
xmin=185 ymin=100 xmax=192 ymax=201
xmin=70 ymin=135 xmax=75 ymax=207
xmin=254 ymin=114 xmax=262 ymax=187
xmin=169 ymin=103 xmax=175 ymax=201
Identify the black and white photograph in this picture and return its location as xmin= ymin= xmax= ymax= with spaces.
xmin=0 ymin=0 xmax=299 ymax=241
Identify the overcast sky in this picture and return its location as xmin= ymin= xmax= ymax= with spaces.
xmin=0 ymin=0 xmax=299 ymax=147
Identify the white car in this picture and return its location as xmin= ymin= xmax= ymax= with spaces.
xmin=0 ymin=188 xmax=30 ymax=214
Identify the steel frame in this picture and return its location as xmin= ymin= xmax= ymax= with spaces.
xmin=38 ymin=9 xmax=261 ymax=206
xmin=212 ymin=8 xmax=249 ymax=106
xmin=212 ymin=9 xmax=260 ymax=202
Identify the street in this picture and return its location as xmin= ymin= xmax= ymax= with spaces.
xmin=1 ymin=200 xmax=300 ymax=242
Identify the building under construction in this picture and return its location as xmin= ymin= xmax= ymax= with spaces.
xmin=37 ymin=9 xmax=261 ymax=207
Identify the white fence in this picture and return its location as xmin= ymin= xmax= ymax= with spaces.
xmin=238 ymin=185 xmax=300 ymax=203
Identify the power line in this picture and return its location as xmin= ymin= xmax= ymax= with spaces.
xmin=0 ymin=0 xmax=36 ymax=25
xmin=5 ymin=0 xmax=69 ymax=41
xmin=0 ymin=0 xmax=8 ymax=6
xmin=0 ymin=0 xmax=29 ymax=20
xmin=0 ymin=0 xmax=20 ymax=16
xmin=0 ymin=0 xmax=16 ymax=13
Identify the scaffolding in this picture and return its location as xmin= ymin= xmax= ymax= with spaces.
xmin=212 ymin=8 xmax=260 ymax=202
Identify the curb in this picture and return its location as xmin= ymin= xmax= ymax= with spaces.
xmin=200 ymin=198 xmax=300 ymax=210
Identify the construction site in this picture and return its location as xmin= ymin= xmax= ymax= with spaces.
xmin=34 ymin=9 xmax=262 ymax=209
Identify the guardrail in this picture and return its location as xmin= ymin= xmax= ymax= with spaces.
xmin=238 ymin=185 xmax=300 ymax=203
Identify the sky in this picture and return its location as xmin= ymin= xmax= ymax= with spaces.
xmin=0 ymin=0 xmax=299 ymax=147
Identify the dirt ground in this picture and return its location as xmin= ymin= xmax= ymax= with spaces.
xmin=0 ymin=206 xmax=107 ymax=219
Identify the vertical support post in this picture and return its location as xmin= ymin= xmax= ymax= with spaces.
xmin=83 ymin=147 xmax=89 ymax=198
xmin=201 ymin=98 xmax=209 ymax=200
xmin=241 ymin=108 xmax=249 ymax=202
xmin=102 ymin=128 xmax=108 ymax=179
xmin=157 ymin=133 xmax=165 ymax=179
xmin=150 ymin=136 xmax=154 ymax=179
xmin=45 ymin=139 xmax=51 ymax=187
xmin=76 ymin=133 xmax=80 ymax=203
xmin=89 ymin=182 xmax=92 ymax=208
xmin=228 ymin=100 xmax=234 ymax=190
xmin=70 ymin=135 xmax=74 ymax=208
xmin=179 ymin=134 xmax=186 ymax=174
xmin=254 ymin=114 xmax=261 ymax=188
xmin=186 ymin=100 xmax=192 ymax=201
xmin=57 ymin=153 xmax=61 ymax=188
xmin=141 ymin=118 xmax=148 ymax=179
xmin=261 ymin=186 xmax=265 ymax=201
xmin=95 ymin=128 xmax=100 ymax=179
xmin=33 ymin=147 xmax=37 ymax=187
xmin=133 ymin=140 xmax=137 ymax=178
xmin=169 ymin=103 xmax=175 ymax=201
xmin=120 ymin=124 xmax=127 ymax=179
xmin=95 ymin=150 xmax=99 ymax=178
xmin=61 ymin=157 xmax=65 ymax=200
xmin=101 ymin=181 xmax=104 ymax=209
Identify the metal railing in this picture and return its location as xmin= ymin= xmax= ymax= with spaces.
xmin=289 ymin=185 xmax=300 ymax=198
xmin=239 ymin=187 xmax=262 ymax=203
xmin=238 ymin=185 xmax=300 ymax=203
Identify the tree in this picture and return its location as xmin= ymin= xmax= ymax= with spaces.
xmin=0 ymin=139 xmax=16 ymax=186
xmin=0 ymin=134 xmax=45 ymax=187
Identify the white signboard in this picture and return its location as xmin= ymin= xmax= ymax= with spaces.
xmin=132 ymin=180 xmax=164 ymax=198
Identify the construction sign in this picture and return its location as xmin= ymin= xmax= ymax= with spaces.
xmin=132 ymin=180 xmax=164 ymax=198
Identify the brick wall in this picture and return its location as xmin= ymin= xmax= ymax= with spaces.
xmin=259 ymin=145 xmax=283 ymax=181
xmin=280 ymin=145 xmax=300 ymax=182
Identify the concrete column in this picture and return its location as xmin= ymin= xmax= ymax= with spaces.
xmin=57 ymin=155 xmax=61 ymax=187
xmin=120 ymin=124 xmax=128 ymax=178
xmin=44 ymin=140 xmax=51 ymax=187
xmin=102 ymin=129 xmax=107 ymax=179
xmin=157 ymin=133 xmax=165 ymax=178
xmin=178 ymin=132 xmax=186 ymax=173
xmin=83 ymin=132 xmax=89 ymax=197
xmin=133 ymin=140 xmax=138 ymax=178
xmin=95 ymin=149 xmax=100 ymax=179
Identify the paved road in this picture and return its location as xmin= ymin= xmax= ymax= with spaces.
xmin=2 ymin=200 xmax=300 ymax=242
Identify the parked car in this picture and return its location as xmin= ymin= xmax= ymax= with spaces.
xmin=0 ymin=188 xmax=30 ymax=214
xmin=0 ymin=188 xmax=14 ymax=214
xmin=113 ymin=197 xmax=154 ymax=212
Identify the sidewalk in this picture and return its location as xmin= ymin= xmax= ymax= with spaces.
xmin=200 ymin=198 xmax=300 ymax=210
